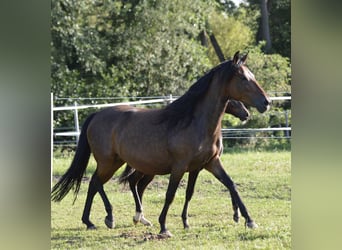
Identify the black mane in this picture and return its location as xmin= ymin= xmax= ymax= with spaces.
xmin=159 ymin=60 xmax=234 ymax=129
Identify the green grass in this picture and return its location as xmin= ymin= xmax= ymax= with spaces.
xmin=51 ymin=150 xmax=291 ymax=249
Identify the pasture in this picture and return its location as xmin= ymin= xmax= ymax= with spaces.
xmin=51 ymin=150 xmax=291 ymax=249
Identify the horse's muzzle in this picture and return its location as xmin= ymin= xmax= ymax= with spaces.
xmin=256 ymin=97 xmax=271 ymax=113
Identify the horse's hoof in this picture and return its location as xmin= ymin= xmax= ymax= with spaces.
xmin=140 ymin=217 xmax=153 ymax=226
xmin=105 ymin=217 xmax=114 ymax=229
xmin=159 ymin=229 xmax=173 ymax=238
xmin=233 ymin=215 xmax=240 ymax=223
xmin=183 ymin=221 xmax=190 ymax=229
xmin=87 ymin=225 xmax=97 ymax=230
xmin=133 ymin=215 xmax=153 ymax=226
xmin=246 ymin=221 xmax=258 ymax=229
xmin=233 ymin=209 xmax=240 ymax=223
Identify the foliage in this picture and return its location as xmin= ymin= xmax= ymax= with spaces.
xmin=234 ymin=2 xmax=261 ymax=40
xmin=51 ymin=0 xmax=214 ymax=99
xmin=51 ymin=150 xmax=291 ymax=249
xmin=207 ymin=10 xmax=255 ymax=65
xmin=268 ymin=0 xmax=291 ymax=58
xmin=244 ymin=0 xmax=291 ymax=58
xmin=52 ymin=0 xmax=215 ymax=129
xmin=244 ymin=42 xmax=291 ymax=92
xmin=51 ymin=0 xmax=291 ymax=149
xmin=215 ymin=0 xmax=239 ymax=13
xmin=102 ymin=0 xmax=214 ymax=97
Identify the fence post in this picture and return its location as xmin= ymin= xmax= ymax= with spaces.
xmin=74 ymin=101 xmax=80 ymax=143
xmin=285 ymin=109 xmax=289 ymax=138
xmin=51 ymin=93 xmax=54 ymax=189
xmin=168 ymin=94 xmax=173 ymax=104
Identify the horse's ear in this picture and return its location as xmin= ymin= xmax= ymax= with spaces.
xmin=240 ymin=52 xmax=248 ymax=64
xmin=233 ymin=51 xmax=240 ymax=64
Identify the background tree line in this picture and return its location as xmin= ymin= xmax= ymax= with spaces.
xmin=52 ymin=0 xmax=291 ymax=149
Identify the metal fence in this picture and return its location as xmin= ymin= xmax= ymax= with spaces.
xmin=51 ymin=93 xmax=291 ymax=146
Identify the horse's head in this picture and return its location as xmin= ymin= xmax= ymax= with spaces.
xmin=224 ymin=51 xmax=271 ymax=113
xmin=226 ymin=100 xmax=250 ymax=121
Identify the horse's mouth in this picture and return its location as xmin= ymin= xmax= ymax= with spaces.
xmin=239 ymin=115 xmax=250 ymax=121
xmin=256 ymin=99 xmax=271 ymax=113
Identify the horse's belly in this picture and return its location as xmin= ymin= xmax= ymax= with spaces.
xmin=118 ymin=143 xmax=171 ymax=175
xmin=126 ymin=157 xmax=171 ymax=175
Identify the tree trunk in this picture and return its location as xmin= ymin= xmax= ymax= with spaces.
xmin=209 ymin=34 xmax=225 ymax=62
xmin=199 ymin=30 xmax=209 ymax=47
xmin=260 ymin=0 xmax=272 ymax=52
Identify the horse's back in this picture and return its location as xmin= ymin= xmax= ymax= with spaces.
xmin=86 ymin=106 xmax=130 ymax=158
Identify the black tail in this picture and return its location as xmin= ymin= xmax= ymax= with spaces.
xmin=51 ymin=112 xmax=96 ymax=202
xmin=118 ymin=165 xmax=136 ymax=185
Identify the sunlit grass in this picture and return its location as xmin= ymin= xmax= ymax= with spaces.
xmin=51 ymin=150 xmax=290 ymax=249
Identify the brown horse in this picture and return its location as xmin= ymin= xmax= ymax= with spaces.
xmin=119 ymin=99 xmax=250 ymax=228
xmin=51 ymin=51 xmax=271 ymax=237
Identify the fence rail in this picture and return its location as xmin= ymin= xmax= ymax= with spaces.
xmin=52 ymin=94 xmax=291 ymax=144
xmin=51 ymin=94 xmax=290 ymax=188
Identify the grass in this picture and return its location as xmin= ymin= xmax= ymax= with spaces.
xmin=51 ymin=150 xmax=291 ymax=249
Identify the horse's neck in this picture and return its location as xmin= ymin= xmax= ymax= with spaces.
xmin=194 ymin=80 xmax=228 ymax=137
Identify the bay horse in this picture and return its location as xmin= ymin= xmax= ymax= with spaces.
xmin=51 ymin=51 xmax=271 ymax=237
xmin=119 ymin=99 xmax=250 ymax=228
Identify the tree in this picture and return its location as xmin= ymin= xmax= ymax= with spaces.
xmin=52 ymin=0 xmax=291 ymax=149
xmin=206 ymin=10 xmax=255 ymax=65
xmin=268 ymin=0 xmax=290 ymax=58
xmin=260 ymin=0 xmax=272 ymax=52
xmin=51 ymin=0 xmax=215 ymax=130
xmin=245 ymin=0 xmax=290 ymax=57
xmin=51 ymin=0 xmax=216 ymax=98
xmin=215 ymin=0 xmax=238 ymax=13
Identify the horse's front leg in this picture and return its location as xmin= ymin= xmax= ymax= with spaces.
xmin=205 ymin=157 xmax=258 ymax=229
xmin=181 ymin=169 xmax=200 ymax=229
xmin=158 ymin=168 xmax=185 ymax=237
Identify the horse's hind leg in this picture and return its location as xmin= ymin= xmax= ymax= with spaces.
xmin=126 ymin=170 xmax=154 ymax=226
xmin=82 ymin=173 xmax=114 ymax=229
xmin=135 ymin=174 xmax=154 ymax=226
xmin=232 ymin=196 xmax=240 ymax=223
xmin=205 ymin=158 xmax=258 ymax=229
xmin=127 ymin=170 xmax=144 ymax=224
xmin=81 ymin=159 xmax=124 ymax=229
xmin=81 ymin=174 xmax=98 ymax=229
xmin=97 ymin=178 xmax=115 ymax=228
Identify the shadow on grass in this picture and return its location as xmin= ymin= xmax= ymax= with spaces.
xmin=51 ymin=226 xmax=170 ymax=245
xmin=238 ymin=230 xmax=272 ymax=241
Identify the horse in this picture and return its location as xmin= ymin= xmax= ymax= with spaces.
xmin=51 ymin=51 xmax=271 ymax=237
xmin=119 ymin=99 xmax=250 ymax=228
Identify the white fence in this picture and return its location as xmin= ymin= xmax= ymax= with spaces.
xmin=51 ymin=93 xmax=291 ymax=145
xmin=51 ymin=94 xmax=290 ymax=188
